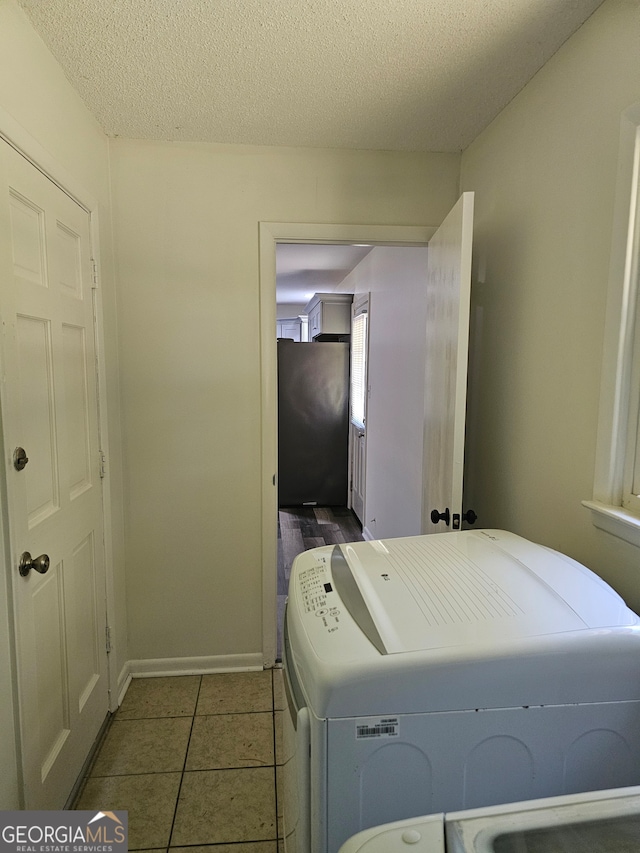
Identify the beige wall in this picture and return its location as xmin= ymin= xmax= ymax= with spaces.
xmin=110 ymin=140 xmax=460 ymax=662
xmin=460 ymin=0 xmax=640 ymax=610
xmin=0 ymin=0 xmax=125 ymax=807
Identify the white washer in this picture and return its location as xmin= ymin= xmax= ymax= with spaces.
xmin=281 ymin=529 xmax=640 ymax=853
xmin=338 ymin=786 xmax=640 ymax=853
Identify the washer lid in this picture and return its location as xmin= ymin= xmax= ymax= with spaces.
xmin=337 ymin=815 xmax=445 ymax=853
xmin=337 ymin=788 xmax=640 ymax=853
xmin=445 ymin=786 xmax=640 ymax=852
xmin=330 ymin=531 xmax=636 ymax=655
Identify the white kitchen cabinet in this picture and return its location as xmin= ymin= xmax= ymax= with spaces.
xmin=277 ymin=318 xmax=302 ymax=340
xmin=304 ymin=292 xmax=353 ymax=339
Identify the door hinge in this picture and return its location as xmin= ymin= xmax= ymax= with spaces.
xmin=99 ymin=450 xmax=106 ymax=478
xmin=105 ymin=626 xmax=112 ymax=654
xmin=91 ymin=258 xmax=99 ymax=288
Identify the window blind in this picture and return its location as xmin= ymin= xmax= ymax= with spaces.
xmin=351 ymin=309 xmax=367 ymax=428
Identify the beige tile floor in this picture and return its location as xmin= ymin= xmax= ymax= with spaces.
xmin=75 ymin=669 xmax=286 ymax=852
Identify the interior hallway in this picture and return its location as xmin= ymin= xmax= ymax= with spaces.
xmin=74 ymin=670 xmax=283 ymax=850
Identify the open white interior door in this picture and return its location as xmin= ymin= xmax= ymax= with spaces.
xmin=0 ymin=141 xmax=109 ymax=807
xmin=422 ymin=192 xmax=474 ymax=533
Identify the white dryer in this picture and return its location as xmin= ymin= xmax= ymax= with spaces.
xmin=338 ymin=786 xmax=640 ymax=853
xmin=281 ymin=529 xmax=640 ymax=853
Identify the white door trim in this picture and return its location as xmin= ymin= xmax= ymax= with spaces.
xmin=259 ymin=222 xmax=434 ymax=666
xmin=0 ymin=107 xmax=117 ymax=727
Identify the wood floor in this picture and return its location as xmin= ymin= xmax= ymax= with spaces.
xmin=277 ymin=505 xmax=363 ymax=659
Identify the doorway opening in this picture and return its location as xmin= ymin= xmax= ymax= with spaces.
xmin=275 ymin=243 xmax=369 ymax=659
xmin=261 ymin=225 xmax=434 ymax=666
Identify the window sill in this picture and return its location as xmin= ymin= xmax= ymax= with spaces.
xmin=582 ymin=500 xmax=640 ymax=548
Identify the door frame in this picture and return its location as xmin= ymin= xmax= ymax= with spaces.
xmin=0 ymin=108 xmax=117 ymax=792
xmin=259 ymin=222 xmax=434 ymax=666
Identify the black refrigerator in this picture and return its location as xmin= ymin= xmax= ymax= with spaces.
xmin=277 ymin=339 xmax=350 ymax=506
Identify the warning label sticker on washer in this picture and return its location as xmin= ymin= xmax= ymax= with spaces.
xmin=355 ymin=717 xmax=399 ymax=739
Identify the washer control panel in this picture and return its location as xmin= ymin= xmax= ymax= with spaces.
xmin=297 ymin=557 xmax=341 ymax=633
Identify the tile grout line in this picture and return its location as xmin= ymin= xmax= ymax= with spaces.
xmin=165 ymin=674 xmax=203 ymax=851
xmin=73 ymin=674 xmax=282 ymax=851
xmin=271 ymin=668 xmax=280 ymax=843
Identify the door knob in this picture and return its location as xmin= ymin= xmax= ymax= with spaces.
xmin=13 ymin=447 xmax=29 ymax=471
xmin=430 ymin=507 xmax=450 ymax=526
xmin=19 ymin=552 xmax=50 ymax=577
xmin=462 ymin=509 xmax=477 ymax=525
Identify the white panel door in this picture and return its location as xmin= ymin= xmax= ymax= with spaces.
xmin=350 ymin=423 xmax=366 ymax=523
xmin=0 ymin=141 xmax=108 ymax=808
xmin=422 ymin=192 xmax=474 ymax=533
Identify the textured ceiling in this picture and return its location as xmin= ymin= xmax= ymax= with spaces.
xmin=18 ymin=0 xmax=604 ymax=152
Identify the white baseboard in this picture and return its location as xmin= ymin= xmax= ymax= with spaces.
xmin=116 ymin=665 xmax=132 ymax=707
xmin=362 ymin=526 xmax=375 ymax=541
xmin=114 ymin=653 xmax=264 ymax=708
xmin=126 ymin=652 xmax=265 ymax=679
